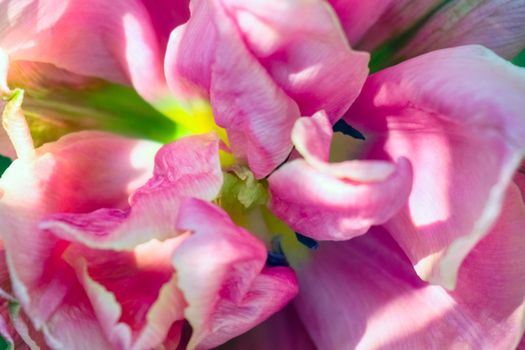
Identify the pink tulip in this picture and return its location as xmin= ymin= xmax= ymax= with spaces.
xmin=1 ymin=0 xmax=524 ymax=349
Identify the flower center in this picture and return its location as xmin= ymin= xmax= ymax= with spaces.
xmin=215 ymin=165 xmax=315 ymax=268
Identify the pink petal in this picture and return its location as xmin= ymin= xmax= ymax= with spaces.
xmin=61 ymin=238 xmax=186 ymax=350
xmin=0 ymin=49 xmax=8 ymax=95
xmin=39 ymin=134 xmax=223 ymax=249
xmin=166 ymin=0 xmax=299 ymax=178
xmin=173 ymin=198 xmax=298 ymax=349
xmin=399 ymin=0 xmax=525 ymax=60
xmin=219 ymin=305 xmax=316 ymax=350
xmin=1 ymin=89 xmax=34 ymax=160
xmin=295 ymin=184 xmax=525 ymax=349
xmin=0 ymin=0 xmax=187 ymax=101
xmin=327 ymin=0 xmax=394 ymax=46
xmin=220 ymin=0 xmax=369 ymax=121
xmin=0 ymin=131 xmax=161 ymax=347
xmin=166 ymin=0 xmax=369 ymax=177
xmin=269 ymin=111 xmax=413 ymax=241
xmin=346 ymin=45 xmax=525 ymax=288
xmin=356 ymin=0 xmax=441 ymax=51
xmin=515 ymin=165 xmax=525 ymax=201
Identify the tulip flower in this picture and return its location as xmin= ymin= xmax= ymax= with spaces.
xmin=0 ymin=0 xmax=525 ymax=349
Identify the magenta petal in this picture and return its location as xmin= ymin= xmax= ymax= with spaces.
xmin=39 ymin=134 xmax=223 ymax=249
xmin=173 ymin=198 xmax=298 ymax=349
xmin=347 ymin=45 xmax=525 ymax=287
xmin=269 ymin=112 xmax=413 ymax=241
xmin=61 ymin=239 xmax=186 ymax=350
xmin=295 ymin=184 xmax=525 ymax=349
xmin=327 ymin=0 xmax=394 ymax=46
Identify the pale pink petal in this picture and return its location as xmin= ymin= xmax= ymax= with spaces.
xmin=0 ymin=131 xmax=160 ymax=347
xmin=39 ymin=134 xmax=223 ymax=249
xmin=346 ymin=45 xmax=525 ymax=288
xmin=1 ymin=89 xmax=34 ymax=160
xmin=0 ymin=0 xmax=185 ymax=100
xmin=295 ymin=184 xmax=525 ymax=349
xmin=173 ymin=198 xmax=298 ymax=349
xmin=0 ymin=49 xmax=8 ymax=95
xmin=218 ymin=305 xmax=316 ymax=350
xmin=269 ymin=111 xmax=413 ymax=241
xmin=220 ymin=0 xmax=369 ymax=121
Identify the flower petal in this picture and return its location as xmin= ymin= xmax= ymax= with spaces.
xmin=295 ymin=183 xmax=525 ymax=349
xmin=60 ymin=238 xmax=186 ymax=350
xmin=220 ymin=0 xmax=369 ymax=120
xmin=0 ymin=0 xmax=184 ymax=100
xmin=399 ymin=0 xmax=525 ymax=61
xmin=269 ymin=111 xmax=412 ymax=241
xmin=0 ymin=129 xmax=160 ymax=347
xmin=166 ymin=0 xmax=299 ymax=178
xmin=166 ymin=0 xmax=369 ymax=177
xmin=218 ymin=305 xmax=316 ymax=350
xmin=327 ymin=0 xmax=394 ymax=46
xmin=39 ymin=134 xmax=223 ymax=249
xmin=356 ymin=0 xmax=441 ymax=51
xmin=346 ymin=45 xmax=525 ymax=288
xmin=173 ymin=198 xmax=298 ymax=349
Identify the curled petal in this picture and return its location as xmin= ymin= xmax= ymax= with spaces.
xmin=39 ymin=134 xmax=223 ymax=249
xmin=61 ymin=239 xmax=186 ymax=350
xmin=166 ymin=0 xmax=299 ymax=178
xmin=346 ymin=45 xmax=525 ymax=288
xmin=173 ymin=198 xmax=298 ymax=349
xmin=0 ymin=130 xmax=160 ymax=347
xmin=166 ymin=0 xmax=368 ymax=177
xmin=295 ymin=184 xmax=525 ymax=349
xmin=269 ymin=111 xmax=413 ymax=241
xmin=220 ymin=0 xmax=369 ymax=120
